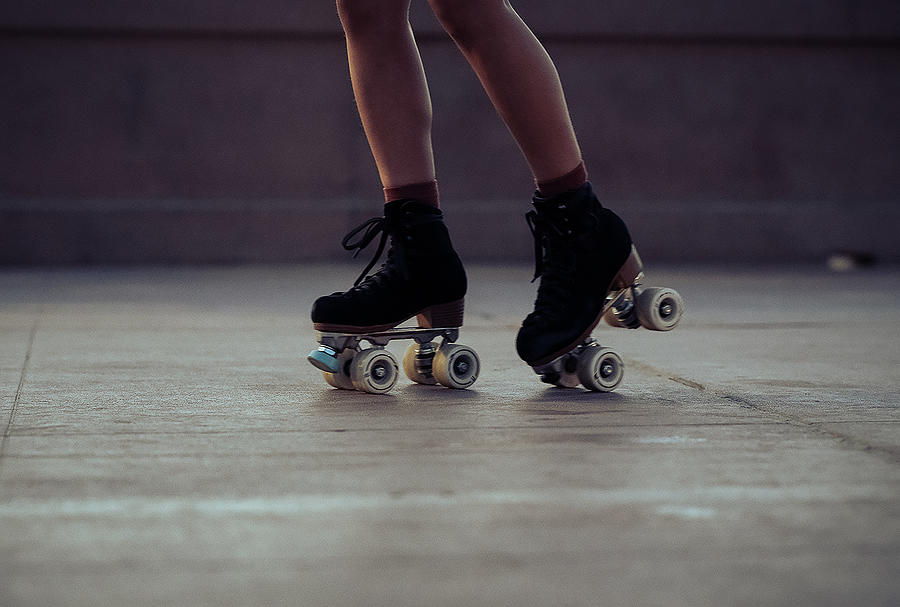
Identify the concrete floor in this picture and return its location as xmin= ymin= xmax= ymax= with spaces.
xmin=0 ymin=263 xmax=898 ymax=607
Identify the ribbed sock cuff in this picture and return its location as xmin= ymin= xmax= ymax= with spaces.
xmin=384 ymin=180 xmax=440 ymax=208
xmin=536 ymin=161 xmax=588 ymax=197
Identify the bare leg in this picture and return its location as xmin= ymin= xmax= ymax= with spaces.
xmin=428 ymin=0 xmax=583 ymax=182
xmin=313 ymin=2 xmax=465 ymax=336
xmin=336 ymin=0 xmax=435 ymax=189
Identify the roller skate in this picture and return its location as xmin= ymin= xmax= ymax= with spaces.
xmin=307 ymin=199 xmax=480 ymax=394
xmin=516 ymin=182 xmax=683 ymax=392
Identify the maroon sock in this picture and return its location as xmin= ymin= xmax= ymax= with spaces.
xmin=536 ymin=161 xmax=588 ymax=197
xmin=384 ymin=180 xmax=440 ymax=208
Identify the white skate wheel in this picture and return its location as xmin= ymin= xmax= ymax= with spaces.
xmin=432 ymin=343 xmax=480 ymax=389
xmin=552 ymin=354 xmax=581 ymax=388
xmin=636 ymin=287 xmax=683 ymax=331
xmin=576 ymin=344 xmax=624 ymax=392
xmin=322 ymin=349 xmax=355 ymax=390
xmin=402 ymin=342 xmax=438 ymax=385
xmin=350 ymin=349 xmax=399 ymax=394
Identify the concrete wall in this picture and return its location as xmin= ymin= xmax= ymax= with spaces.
xmin=2 ymin=1 xmax=899 ymax=264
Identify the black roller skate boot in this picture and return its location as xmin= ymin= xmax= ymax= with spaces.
xmin=312 ymin=199 xmax=467 ymax=333
xmin=516 ymin=182 xmax=641 ymax=373
xmin=308 ymin=200 xmax=480 ymax=394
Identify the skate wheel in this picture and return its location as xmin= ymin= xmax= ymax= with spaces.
xmin=576 ymin=344 xmax=624 ymax=392
xmin=402 ymin=342 xmax=439 ymax=385
xmin=544 ymin=353 xmax=580 ymax=388
xmin=322 ymin=349 xmax=355 ymax=390
xmin=432 ymin=343 xmax=480 ymax=390
xmin=636 ymin=287 xmax=683 ymax=331
xmin=350 ymin=349 xmax=399 ymax=394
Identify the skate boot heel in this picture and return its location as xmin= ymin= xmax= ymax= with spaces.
xmin=611 ymin=246 xmax=644 ymax=289
xmin=417 ymin=298 xmax=465 ymax=328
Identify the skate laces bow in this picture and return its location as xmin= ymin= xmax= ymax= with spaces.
xmin=341 ymin=215 xmax=406 ymax=287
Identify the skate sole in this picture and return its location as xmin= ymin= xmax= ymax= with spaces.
xmin=313 ymin=298 xmax=465 ymax=334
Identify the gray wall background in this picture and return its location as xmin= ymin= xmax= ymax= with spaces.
xmin=2 ymin=1 xmax=899 ymax=264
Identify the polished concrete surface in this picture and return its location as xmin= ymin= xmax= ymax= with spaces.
xmin=1 ymin=263 xmax=898 ymax=606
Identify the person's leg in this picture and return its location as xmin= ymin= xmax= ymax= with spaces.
xmin=336 ymin=0 xmax=436 ymax=193
xmin=428 ymin=0 xmax=639 ymax=368
xmin=427 ymin=0 xmax=583 ymax=186
xmin=311 ymin=1 xmax=466 ymax=333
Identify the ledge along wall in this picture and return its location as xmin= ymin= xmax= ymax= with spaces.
xmin=2 ymin=1 xmax=899 ymax=264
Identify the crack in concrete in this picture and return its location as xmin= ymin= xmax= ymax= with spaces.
xmin=0 ymin=316 xmax=39 ymax=480
xmin=626 ymin=358 xmax=900 ymax=465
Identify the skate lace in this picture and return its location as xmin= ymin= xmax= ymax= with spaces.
xmin=524 ymin=210 xmax=579 ymax=325
xmin=341 ymin=216 xmax=407 ymax=290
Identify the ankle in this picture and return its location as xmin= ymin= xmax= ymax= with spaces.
xmin=535 ymin=161 xmax=588 ymax=198
xmin=384 ymin=180 xmax=440 ymax=208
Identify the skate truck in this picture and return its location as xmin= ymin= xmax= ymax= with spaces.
xmin=308 ymin=326 xmax=480 ymax=395
xmin=531 ymin=269 xmax=684 ymax=392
